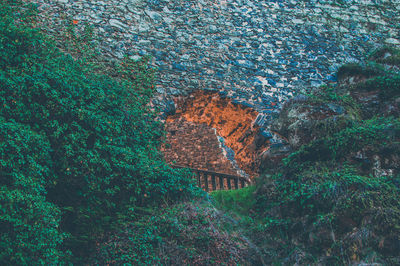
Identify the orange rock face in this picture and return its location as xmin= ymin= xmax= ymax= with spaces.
xmin=163 ymin=120 xmax=239 ymax=176
xmin=164 ymin=91 xmax=267 ymax=177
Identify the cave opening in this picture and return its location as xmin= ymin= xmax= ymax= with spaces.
xmin=162 ymin=90 xmax=270 ymax=179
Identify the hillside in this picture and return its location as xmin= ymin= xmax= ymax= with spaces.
xmin=213 ymin=48 xmax=400 ymax=264
xmin=1 ymin=0 xmax=400 ymax=265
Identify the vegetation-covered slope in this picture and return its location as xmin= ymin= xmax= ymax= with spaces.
xmin=213 ymin=47 xmax=400 ymax=264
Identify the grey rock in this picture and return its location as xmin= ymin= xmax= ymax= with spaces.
xmin=138 ymin=21 xmax=151 ymax=32
xmin=109 ymin=19 xmax=128 ymax=31
xmin=126 ymin=0 xmax=144 ymax=11
xmin=385 ymin=38 xmax=400 ymax=45
xmin=145 ymin=10 xmax=162 ymax=21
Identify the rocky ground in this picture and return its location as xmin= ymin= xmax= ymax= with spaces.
xmin=32 ymin=0 xmax=399 ymax=122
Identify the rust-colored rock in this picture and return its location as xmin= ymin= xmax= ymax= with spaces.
xmin=164 ymin=90 xmax=268 ymax=177
xmin=163 ymin=119 xmax=239 ymax=176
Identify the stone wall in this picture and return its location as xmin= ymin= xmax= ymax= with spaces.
xmin=33 ymin=0 xmax=400 ymax=124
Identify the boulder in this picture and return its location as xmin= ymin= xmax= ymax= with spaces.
xmin=271 ymin=95 xmax=352 ymax=149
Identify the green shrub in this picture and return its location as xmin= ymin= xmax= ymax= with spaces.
xmin=252 ymin=114 xmax=400 ymax=263
xmin=0 ymin=121 xmax=66 ymax=264
xmin=0 ymin=0 xmax=200 ymax=263
xmin=355 ymin=74 xmax=400 ymax=99
xmin=284 ymin=116 xmax=400 ymax=169
xmin=368 ymin=46 xmax=400 ymax=66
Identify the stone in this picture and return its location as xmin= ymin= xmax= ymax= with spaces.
xmin=327 ymin=103 xmax=345 ymax=115
xmin=109 ymin=19 xmax=128 ymax=31
xmin=165 ymin=90 xmax=263 ymax=177
xmin=172 ymin=63 xmax=186 ymax=71
xmin=260 ymin=132 xmax=291 ymax=171
xmin=385 ymin=38 xmax=400 ymax=45
xmin=138 ymin=21 xmax=151 ymax=33
xmin=209 ymin=25 xmax=218 ymax=33
xmin=292 ymin=18 xmax=304 ymax=24
xmin=129 ymin=55 xmax=141 ymax=61
xmin=145 ymin=10 xmax=162 ymax=21
xmin=163 ymin=100 xmax=176 ymax=116
xmin=271 ymin=97 xmax=353 ymax=149
xmin=137 ymin=40 xmax=151 ymax=46
xmin=126 ymin=0 xmax=144 ymax=11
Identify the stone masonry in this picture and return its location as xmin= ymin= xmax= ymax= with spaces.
xmin=32 ymin=0 xmax=400 ymax=130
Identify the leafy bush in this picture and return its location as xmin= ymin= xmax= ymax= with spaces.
xmin=355 ymin=74 xmax=400 ymax=98
xmin=255 ymin=160 xmax=400 ymax=263
xmin=0 ymin=0 xmax=200 ymax=263
xmin=252 ymin=107 xmax=400 ymax=263
xmin=284 ymin=116 xmax=400 ymax=169
xmin=245 ymin=50 xmax=400 ymax=263
xmin=0 ymin=121 xmax=66 ymax=264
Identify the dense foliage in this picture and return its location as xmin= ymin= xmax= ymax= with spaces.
xmin=0 ymin=120 xmax=65 ymax=264
xmin=0 ymin=1 xmax=200 ymax=263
